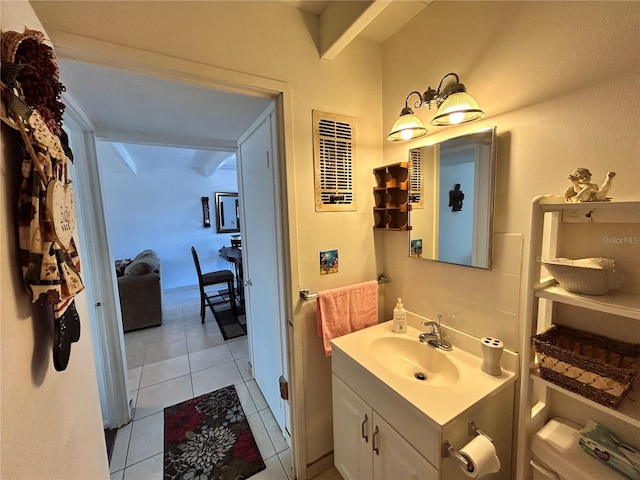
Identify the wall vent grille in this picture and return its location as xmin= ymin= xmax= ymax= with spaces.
xmin=313 ymin=110 xmax=356 ymax=211
xmin=410 ymin=148 xmax=423 ymax=207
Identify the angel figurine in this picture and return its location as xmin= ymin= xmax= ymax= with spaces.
xmin=564 ymin=168 xmax=616 ymax=203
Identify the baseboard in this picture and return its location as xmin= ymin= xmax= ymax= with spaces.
xmin=306 ymin=451 xmax=334 ymax=479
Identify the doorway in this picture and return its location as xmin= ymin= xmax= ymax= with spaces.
xmin=56 ymin=45 xmax=298 ymax=476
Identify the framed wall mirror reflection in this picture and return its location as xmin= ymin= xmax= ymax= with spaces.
xmin=409 ymin=127 xmax=497 ymax=269
xmin=215 ymin=192 xmax=240 ymax=233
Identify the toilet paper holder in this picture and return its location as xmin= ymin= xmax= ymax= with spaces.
xmin=442 ymin=422 xmax=493 ymax=473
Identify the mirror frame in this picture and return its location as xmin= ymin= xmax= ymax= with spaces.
xmin=214 ymin=192 xmax=240 ymax=233
xmin=409 ymin=127 xmax=497 ymax=269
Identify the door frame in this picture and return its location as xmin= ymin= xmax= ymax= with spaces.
xmin=63 ymin=99 xmax=132 ymax=428
xmin=49 ymin=30 xmax=305 ymax=478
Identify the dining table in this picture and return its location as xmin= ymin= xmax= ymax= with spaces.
xmin=219 ymin=246 xmax=243 ymax=306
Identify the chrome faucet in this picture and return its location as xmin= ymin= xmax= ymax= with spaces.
xmin=419 ymin=314 xmax=452 ymax=351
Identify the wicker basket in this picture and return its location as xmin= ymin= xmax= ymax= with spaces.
xmin=542 ymin=257 xmax=615 ymax=295
xmin=532 ymin=325 xmax=640 ymax=409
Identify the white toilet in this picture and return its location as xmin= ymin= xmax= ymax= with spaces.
xmin=530 ymin=417 xmax=627 ymax=480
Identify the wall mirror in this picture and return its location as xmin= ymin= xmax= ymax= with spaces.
xmin=409 ymin=127 xmax=497 ymax=269
xmin=215 ymin=192 xmax=240 ymax=233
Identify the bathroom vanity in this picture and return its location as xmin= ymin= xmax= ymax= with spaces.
xmin=331 ymin=320 xmax=518 ymax=480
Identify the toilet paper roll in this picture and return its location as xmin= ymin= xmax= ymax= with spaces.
xmin=459 ymin=434 xmax=501 ymax=478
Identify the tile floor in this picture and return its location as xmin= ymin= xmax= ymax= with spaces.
xmin=108 ymin=285 xmax=295 ymax=480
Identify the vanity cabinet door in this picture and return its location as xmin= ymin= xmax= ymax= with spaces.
xmin=372 ymin=413 xmax=439 ymax=480
xmin=332 ymin=375 xmax=374 ymax=480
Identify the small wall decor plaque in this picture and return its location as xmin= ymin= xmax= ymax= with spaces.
xmin=47 ymin=179 xmax=76 ymax=248
xmin=410 ymin=239 xmax=423 ymax=258
xmin=201 ymin=196 xmax=211 ymax=228
xmin=320 ymin=250 xmax=339 ymax=275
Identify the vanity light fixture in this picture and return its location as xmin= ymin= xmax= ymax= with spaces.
xmin=387 ymin=72 xmax=485 ymax=142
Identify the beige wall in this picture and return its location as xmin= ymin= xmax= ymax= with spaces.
xmin=0 ymin=2 xmax=110 ymax=479
xmin=10 ymin=1 xmax=638 ymax=476
xmin=380 ymin=1 xmax=640 ymax=350
xmin=28 ymin=0 xmax=385 ymax=470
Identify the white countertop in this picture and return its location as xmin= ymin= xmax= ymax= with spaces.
xmin=331 ymin=319 xmax=519 ymax=427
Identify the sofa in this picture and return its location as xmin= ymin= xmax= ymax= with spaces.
xmin=115 ymin=249 xmax=162 ymax=332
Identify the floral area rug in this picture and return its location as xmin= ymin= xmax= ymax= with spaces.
xmin=164 ymin=385 xmax=266 ymax=480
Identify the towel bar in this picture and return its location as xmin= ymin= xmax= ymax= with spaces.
xmin=300 ymin=274 xmax=389 ymax=301
xmin=299 ymin=289 xmax=319 ymax=301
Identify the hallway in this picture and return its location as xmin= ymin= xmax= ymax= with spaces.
xmin=109 ymin=285 xmax=292 ymax=479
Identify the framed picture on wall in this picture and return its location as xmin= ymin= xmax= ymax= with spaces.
xmin=214 ymin=192 xmax=240 ymax=233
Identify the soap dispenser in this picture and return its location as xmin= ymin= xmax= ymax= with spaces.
xmin=393 ymin=298 xmax=407 ymax=334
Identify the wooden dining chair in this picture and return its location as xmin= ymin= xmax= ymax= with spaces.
xmin=191 ymin=246 xmax=237 ymax=324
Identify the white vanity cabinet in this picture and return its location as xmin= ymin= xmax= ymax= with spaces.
xmin=516 ymin=198 xmax=640 ymax=480
xmin=332 ymin=374 xmax=438 ymax=480
xmin=332 ymin=374 xmax=373 ymax=480
xmin=331 ymin=321 xmax=518 ymax=480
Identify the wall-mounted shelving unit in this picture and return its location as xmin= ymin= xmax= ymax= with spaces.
xmin=373 ymin=162 xmax=411 ymax=231
xmin=516 ymin=197 xmax=640 ymax=479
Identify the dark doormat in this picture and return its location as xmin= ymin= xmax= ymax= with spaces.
xmin=164 ymin=385 xmax=266 ymax=480
xmin=210 ymin=302 xmax=246 ymax=340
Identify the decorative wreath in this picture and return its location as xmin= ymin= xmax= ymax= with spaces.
xmin=1 ymin=29 xmax=83 ymax=371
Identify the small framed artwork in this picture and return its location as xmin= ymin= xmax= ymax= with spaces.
xmin=214 ymin=192 xmax=240 ymax=233
xmin=410 ymin=239 xmax=423 ymax=258
xmin=320 ymin=250 xmax=339 ymax=275
xmin=201 ymin=196 xmax=211 ymax=228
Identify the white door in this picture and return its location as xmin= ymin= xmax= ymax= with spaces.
xmin=237 ymin=107 xmax=288 ymax=436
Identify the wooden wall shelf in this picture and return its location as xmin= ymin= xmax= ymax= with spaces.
xmin=373 ymin=162 xmax=411 ymax=231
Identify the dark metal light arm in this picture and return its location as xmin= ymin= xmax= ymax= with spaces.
xmin=422 ymin=72 xmax=465 ymax=108
xmin=437 ymin=72 xmax=459 ymax=94
xmin=399 ymin=90 xmax=425 ymax=114
xmin=400 ymin=73 xmax=466 ymax=113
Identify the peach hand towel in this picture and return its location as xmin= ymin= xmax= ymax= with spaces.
xmin=317 ymin=280 xmax=378 ymax=356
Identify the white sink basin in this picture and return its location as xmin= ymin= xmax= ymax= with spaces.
xmin=330 ymin=320 xmax=518 ymax=427
xmin=370 ymin=337 xmax=459 ymax=387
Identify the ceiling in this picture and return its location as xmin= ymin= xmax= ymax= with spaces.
xmin=59 ymin=59 xmax=273 ymax=173
xmin=56 ymin=0 xmax=431 ymax=175
xmin=284 ymin=0 xmax=431 ymax=44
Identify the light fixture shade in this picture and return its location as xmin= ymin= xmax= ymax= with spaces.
xmin=387 ymin=113 xmax=428 ymax=142
xmin=431 ymin=91 xmax=485 ymax=126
